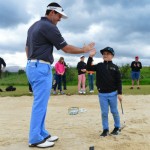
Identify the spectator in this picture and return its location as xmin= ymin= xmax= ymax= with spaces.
xmin=53 ymin=57 xmax=65 ymax=94
xmin=0 ymin=57 xmax=6 ymax=79
xmin=87 ymin=60 xmax=95 ymax=93
xmin=130 ymin=56 xmax=142 ymax=89
xmin=52 ymin=72 xmax=57 ymax=89
xmin=28 ymin=82 xmax=33 ymax=93
xmin=62 ymin=61 xmax=67 ymax=90
xmin=77 ymin=55 xmax=87 ymax=94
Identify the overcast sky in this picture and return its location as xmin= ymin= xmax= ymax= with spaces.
xmin=0 ymin=0 xmax=150 ymax=67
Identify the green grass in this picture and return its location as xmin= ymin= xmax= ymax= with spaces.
xmin=0 ymin=73 xmax=28 ymax=86
xmin=0 ymin=85 xmax=31 ymax=97
xmin=1 ymin=66 xmax=150 ymax=86
xmin=0 ymin=66 xmax=150 ymax=97
xmin=122 ymin=79 xmax=150 ymax=85
xmin=122 ymin=85 xmax=150 ymax=95
xmin=0 ymin=85 xmax=149 ymax=97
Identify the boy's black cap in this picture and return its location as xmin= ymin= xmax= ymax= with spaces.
xmin=80 ymin=55 xmax=85 ymax=58
xmin=100 ymin=47 xmax=115 ymax=56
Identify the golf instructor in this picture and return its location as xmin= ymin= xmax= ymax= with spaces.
xmin=25 ymin=2 xmax=95 ymax=148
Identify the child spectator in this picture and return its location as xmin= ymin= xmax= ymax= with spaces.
xmin=77 ymin=55 xmax=87 ymax=94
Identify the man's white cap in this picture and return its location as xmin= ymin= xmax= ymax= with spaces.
xmin=47 ymin=6 xmax=68 ymax=19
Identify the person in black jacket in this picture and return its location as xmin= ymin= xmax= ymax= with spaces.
xmin=62 ymin=61 xmax=67 ymax=90
xmin=77 ymin=55 xmax=87 ymax=94
xmin=130 ymin=56 xmax=142 ymax=89
xmin=0 ymin=57 xmax=6 ymax=79
xmin=87 ymin=47 xmax=122 ymax=137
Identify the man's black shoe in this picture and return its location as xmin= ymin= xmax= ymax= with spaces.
xmin=110 ymin=127 xmax=121 ymax=135
xmin=100 ymin=129 xmax=109 ymax=137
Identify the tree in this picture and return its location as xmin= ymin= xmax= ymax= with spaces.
xmin=120 ymin=64 xmax=130 ymax=79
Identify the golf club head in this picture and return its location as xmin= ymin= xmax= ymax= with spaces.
xmin=120 ymin=122 xmax=126 ymax=130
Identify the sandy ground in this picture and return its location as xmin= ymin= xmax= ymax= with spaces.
xmin=0 ymin=95 xmax=150 ymax=150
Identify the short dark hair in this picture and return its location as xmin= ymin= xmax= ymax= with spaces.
xmin=45 ymin=2 xmax=61 ymax=15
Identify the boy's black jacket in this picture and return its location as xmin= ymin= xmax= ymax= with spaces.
xmin=87 ymin=57 xmax=122 ymax=94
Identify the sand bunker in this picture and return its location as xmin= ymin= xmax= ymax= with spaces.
xmin=0 ymin=95 xmax=150 ymax=150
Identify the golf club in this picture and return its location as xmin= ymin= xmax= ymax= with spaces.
xmin=120 ymin=100 xmax=126 ymax=130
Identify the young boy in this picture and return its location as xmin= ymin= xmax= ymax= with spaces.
xmin=87 ymin=47 xmax=122 ymax=137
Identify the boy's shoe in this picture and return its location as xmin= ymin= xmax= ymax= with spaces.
xmin=110 ymin=127 xmax=121 ymax=135
xmin=60 ymin=91 xmax=65 ymax=95
xmin=29 ymin=141 xmax=54 ymax=148
xmin=90 ymin=90 xmax=94 ymax=93
xmin=53 ymin=91 xmax=57 ymax=95
xmin=78 ymin=91 xmax=82 ymax=94
xmin=58 ymin=91 xmax=65 ymax=95
xmin=100 ymin=129 xmax=109 ymax=137
xmin=83 ymin=91 xmax=86 ymax=94
xmin=130 ymin=87 xmax=133 ymax=89
xmin=46 ymin=136 xmax=59 ymax=142
xmin=137 ymin=87 xmax=140 ymax=89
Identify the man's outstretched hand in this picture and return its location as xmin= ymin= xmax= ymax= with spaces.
xmin=82 ymin=42 xmax=95 ymax=53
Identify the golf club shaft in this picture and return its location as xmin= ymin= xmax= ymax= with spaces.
xmin=120 ymin=101 xmax=124 ymax=114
